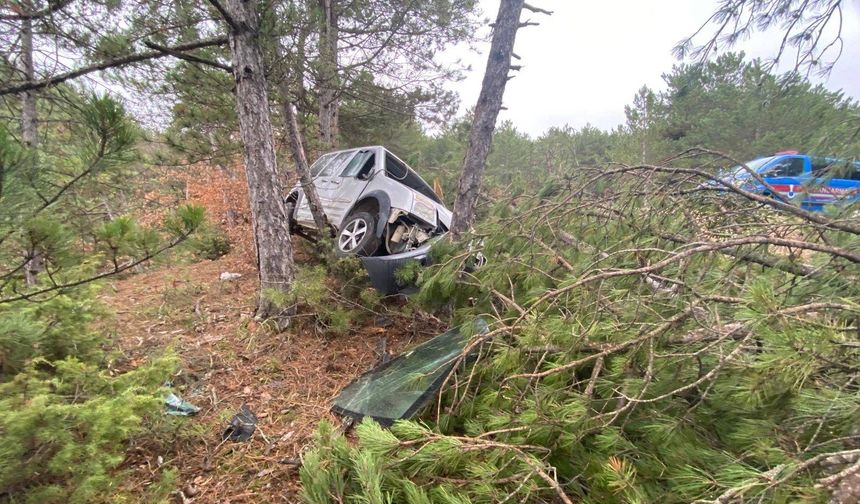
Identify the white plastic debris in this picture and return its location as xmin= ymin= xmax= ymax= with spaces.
xmin=219 ymin=272 xmax=242 ymax=281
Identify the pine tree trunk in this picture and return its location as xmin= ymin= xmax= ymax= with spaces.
xmin=317 ymin=0 xmax=339 ymax=149
xmin=20 ymin=12 xmax=42 ymax=286
xmin=224 ymin=0 xmax=295 ymax=323
xmin=450 ymin=0 xmax=524 ymax=240
xmin=20 ymin=16 xmax=37 ymax=147
xmin=278 ymin=81 xmax=329 ymax=233
xmin=294 ymin=18 xmax=309 ymax=111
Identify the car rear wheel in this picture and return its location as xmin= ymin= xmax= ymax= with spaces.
xmin=336 ymin=211 xmax=379 ymax=256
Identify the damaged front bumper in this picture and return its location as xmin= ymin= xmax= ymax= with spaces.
xmin=360 ymin=239 xmax=436 ymax=295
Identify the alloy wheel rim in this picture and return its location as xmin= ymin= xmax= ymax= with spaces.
xmin=339 ymin=218 xmax=368 ymax=251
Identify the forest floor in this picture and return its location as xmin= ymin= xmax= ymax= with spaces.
xmin=103 ymin=228 xmax=444 ymax=503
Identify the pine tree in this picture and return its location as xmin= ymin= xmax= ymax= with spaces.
xmin=0 ymin=94 xmax=202 ymax=502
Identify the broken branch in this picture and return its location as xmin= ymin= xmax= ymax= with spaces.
xmin=523 ymin=3 xmax=553 ymax=15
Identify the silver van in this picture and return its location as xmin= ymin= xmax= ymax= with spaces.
xmin=286 ymin=146 xmax=452 ymax=258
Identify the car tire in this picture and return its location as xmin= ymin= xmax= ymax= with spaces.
xmin=336 ymin=211 xmax=380 ymax=257
xmin=284 ymin=200 xmax=296 ymax=233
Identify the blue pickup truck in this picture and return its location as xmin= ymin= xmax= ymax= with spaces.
xmin=720 ymin=151 xmax=860 ymax=211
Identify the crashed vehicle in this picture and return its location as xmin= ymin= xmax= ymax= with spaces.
xmin=286 ymin=146 xmax=451 ymax=293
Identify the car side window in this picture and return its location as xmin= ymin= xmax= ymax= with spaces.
xmin=340 ymin=151 xmax=375 ymax=177
xmin=385 ymin=153 xmax=409 ymax=181
xmin=835 ymin=164 xmax=860 ymax=181
xmin=383 ymin=152 xmax=442 ymax=202
xmin=312 ymin=151 xmax=353 ymax=177
xmin=767 ymin=157 xmax=805 ymax=177
xmin=310 ymin=153 xmax=333 ymax=177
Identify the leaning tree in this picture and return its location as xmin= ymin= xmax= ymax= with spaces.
xmin=450 ymin=0 xmax=551 ymax=239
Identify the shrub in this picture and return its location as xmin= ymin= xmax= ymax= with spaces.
xmin=0 ymin=287 xmax=104 ymax=375
xmin=292 ymin=266 xmax=357 ymax=334
xmin=0 ymin=354 xmax=176 ymax=503
xmin=0 ymin=96 xmax=196 ymax=503
xmin=188 ymin=223 xmax=231 ymax=260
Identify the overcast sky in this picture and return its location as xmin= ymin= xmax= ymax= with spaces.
xmin=447 ymin=0 xmax=860 ymax=137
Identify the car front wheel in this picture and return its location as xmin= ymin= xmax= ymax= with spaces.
xmin=336 ymin=211 xmax=380 ymax=256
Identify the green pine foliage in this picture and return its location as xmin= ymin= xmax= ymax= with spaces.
xmin=301 ymin=128 xmax=859 ymax=501
xmin=0 ymin=286 xmax=104 ymax=375
xmin=290 ymin=261 xmax=379 ymax=335
xmin=187 ymin=223 xmax=231 ymax=260
xmin=0 ymin=353 xmax=177 ymax=503
xmin=0 ymin=95 xmax=200 ymax=502
xmin=611 ymin=53 xmax=860 ymax=163
xmin=0 ymin=95 xmax=205 ymax=301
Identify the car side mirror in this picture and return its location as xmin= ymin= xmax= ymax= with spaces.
xmin=358 ymin=169 xmax=376 ymax=181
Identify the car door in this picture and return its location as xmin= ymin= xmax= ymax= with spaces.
xmin=810 ymin=158 xmax=860 ymax=208
xmin=294 ymin=150 xmax=355 ymax=228
xmin=319 ymin=148 xmax=378 ymax=228
xmin=761 ymin=156 xmax=809 ymax=202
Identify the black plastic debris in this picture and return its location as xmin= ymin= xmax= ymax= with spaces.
xmin=331 ymin=319 xmax=488 ymax=426
xmin=222 ymin=405 xmax=258 ymax=442
xmin=165 ymin=392 xmax=201 ymax=416
xmin=360 ymin=237 xmax=487 ymax=295
xmin=359 ymin=242 xmax=433 ymax=295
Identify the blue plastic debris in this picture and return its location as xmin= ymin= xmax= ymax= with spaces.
xmin=165 ymin=392 xmax=201 ymax=416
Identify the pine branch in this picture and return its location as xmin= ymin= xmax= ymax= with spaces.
xmin=504 ymin=308 xmax=694 ymax=383
xmin=0 ymin=0 xmax=74 ymax=20
xmin=0 ymin=36 xmax=228 ymax=96
xmin=603 ymin=150 xmax=860 ymax=236
xmin=522 ymin=3 xmax=553 ymax=15
xmin=142 ymin=40 xmax=231 ymax=72
xmin=0 ymin=230 xmax=195 ymax=304
xmin=399 ymin=433 xmax=573 ymax=504
xmin=656 ymin=231 xmax=817 ymax=277
xmin=205 ymin=0 xmax=241 ymax=32
xmin=693 ymin=449 xmax=860 ymax=503
xmin=521 ymin=235 xmax=860 ymax=329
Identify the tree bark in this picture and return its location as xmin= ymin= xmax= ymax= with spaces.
xmin=317 ymin=0 xmax=339 ymax=149
xmin=278 ymin=80 xmax=329 ymax=233
xmin=20 ymin=15 xmax=37 ymax=147
xmin=222 ymin=0 xmax=295 ymax=323
xmin=450 ymin=0 xmax=524 ymax=240
xmin=19 ymin=9 xmax=42 ymax=286
xmin=295 ymin=20 xmax=308 ymax=108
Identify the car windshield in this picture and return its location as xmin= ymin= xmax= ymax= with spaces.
xmin=310 ymin=150 xmax=357 ymax=177
xmin=724 ymin=157 xmax=775 ymax=179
